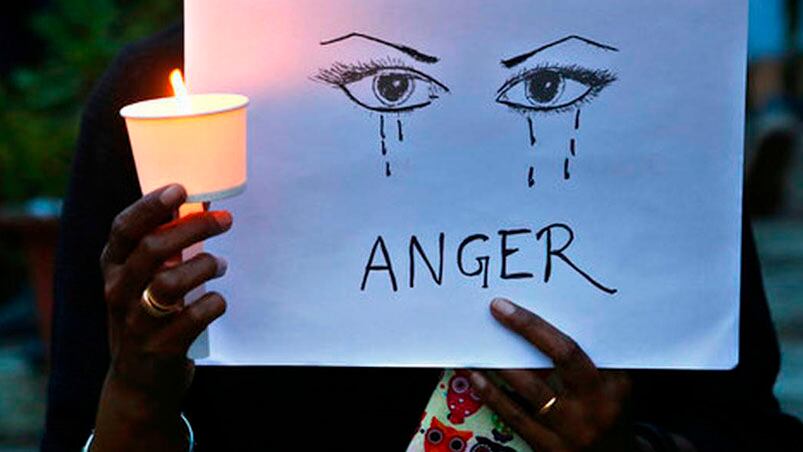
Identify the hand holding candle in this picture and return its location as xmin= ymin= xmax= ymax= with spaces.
xmin=90 ymin=72 xmax=250 ymax=449
xmin=94 ymin=184 xmax=232 ymax=451
xmin=118 ymin=69 xmax=249 ymax=351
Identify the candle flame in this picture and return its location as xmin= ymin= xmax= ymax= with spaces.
xmin=170 ymin=69 xmax=188 ymax=98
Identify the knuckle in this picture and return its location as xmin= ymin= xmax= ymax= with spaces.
xmin=554 ymin=340 xmax=582 ymax=366
xmin=142 ymin=193 xmax=162 ymax=211
xmin=138 ymin=192 xmax=166 ymax=218
xmin=473 ymin=382 xmax=490 ymax=400
xmin=195 ymin=253 xmax=219 ymax=275
xmin=505 ymin=404 xmax=529 ymax=429
xmin=187 ymin=305 xmax=207 ymax=325
xmin=103 ymin=270 xmax=126 ymax=304
xmin=110 ymin=215 xmax=130 ymax=240
xmin=139 ymin=235 xmax=164 ymax=257
xmin=151 ymin=271 xmax=178 ymax=295
xmin=513 ymin=313 xmax=541 ymax=337
xmin=103 ymin=280 xmax=118 ymax=303
xmin=99 ymin=245 xmax=111 ymax=268
xmin=509 ymin=309 xmax=531 ymax=328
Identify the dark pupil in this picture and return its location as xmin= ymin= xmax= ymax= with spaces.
xmin=527 ymin=70 xmax=562 ymax=103
xmin=427 ymin=430 xmax=442 ymax=444
xmin=449 ymin=438 xmax=465 ymax=451
xmin=376 ymin=74 xmax=410 ymax=103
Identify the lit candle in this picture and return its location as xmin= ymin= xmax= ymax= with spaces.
xmin=120 ymin=69 xmax=249 ymax=202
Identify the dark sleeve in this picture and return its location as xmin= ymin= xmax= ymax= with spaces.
xmin=631 ymin=216 xmax=803 ymax=451
xmin=41 ymin=25 xmax=182 ymax=451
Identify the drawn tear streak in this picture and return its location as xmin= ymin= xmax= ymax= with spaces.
xmin=527 ymin=116 xmax=537 ymax=146
xmin=380 ymin=115 xmax=391 ymax=177
xmin=397 ymin=119 xmax=404 ymax=142
xmin=526 ymin=115 xmax=537 ymax=187
xmin=564 ymin=157 xmax=571 ymax=180
xmin=564 ymin=109 xmax=582 ymax=180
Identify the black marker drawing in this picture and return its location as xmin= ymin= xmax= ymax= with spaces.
xmin=501 ymin=35 xmax=619 ymax=69
xmin=313 ymin=33 xmax=450 ymax=177
xmin=359 ymin=223 xmax=617 ymax=295
xmin=496 ymin=36 xmax=618 ymax=187
xmin=321 ymin=32 xmax=440 ymax=64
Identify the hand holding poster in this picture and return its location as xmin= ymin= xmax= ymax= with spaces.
xmin=185 ymin=0 xmax=747 ymax=368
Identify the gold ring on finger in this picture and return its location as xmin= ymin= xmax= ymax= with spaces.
xmin=140 ymin=285 xmax=181 ymax=318
xmin=538 ymin=396 xmax=558 ymax=416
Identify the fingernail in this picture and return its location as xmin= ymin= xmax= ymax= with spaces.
xmin=159 ymin=184 xmax=185 ymax=206
xmin=491 ymin=298 xmax=517 ymax=317
xmin=214 ymin=211 xmax=233 ymax=229
xmin=469 ymin=371 xmax=487 ymax=391
xmin=215 ymin=257 xmax=228 ymax=277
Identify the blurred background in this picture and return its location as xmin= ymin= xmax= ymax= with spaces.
xmin=0 ymin=1 xmax=801 ymax=449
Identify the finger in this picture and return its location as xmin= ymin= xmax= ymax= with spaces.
xmin=496 ymin=370 xmax=556 ymax=413
xmin=148 ymin=253 xmax=228 ymax=309
xmin=469 ymin=371 xmax=563 ymax=450
xmin=158 ymin=292 xmax=227 ymax=351
xmin=123 ymin=211 xmax=233 ymax=295
xmin=101 ymin=185 xmax=187 ymax=265
xmin=159 ymin=204 xmax=211 ymax=271
xmin=490 ymin=298 xmax=600 ymax=394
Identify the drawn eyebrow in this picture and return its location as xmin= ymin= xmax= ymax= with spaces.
xmin=501 ymin=35 xmax=619 ymax=69
xmin=320 ymin=32 xmax=439 ymax=64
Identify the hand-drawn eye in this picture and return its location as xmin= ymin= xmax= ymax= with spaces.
xmin=496 ymin=64 xmax=617 ymax=114
xmin=314 ymin=59 xmax=449 ymax=113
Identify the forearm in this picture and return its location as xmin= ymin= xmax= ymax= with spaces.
xmin=91 ymin=374 xmax=187 ymax=452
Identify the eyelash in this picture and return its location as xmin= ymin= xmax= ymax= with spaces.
xmin=498 ymin=63 xmax=617 ymax=114
xmin=313 ymin=57 xmax=440 ymax=88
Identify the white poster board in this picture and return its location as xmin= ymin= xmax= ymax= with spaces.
xmin=186 ymin=0 xmax=747 ymax=369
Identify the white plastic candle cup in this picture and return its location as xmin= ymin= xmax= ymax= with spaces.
xmin=120 ymin=93 xmax=249 ymax=203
